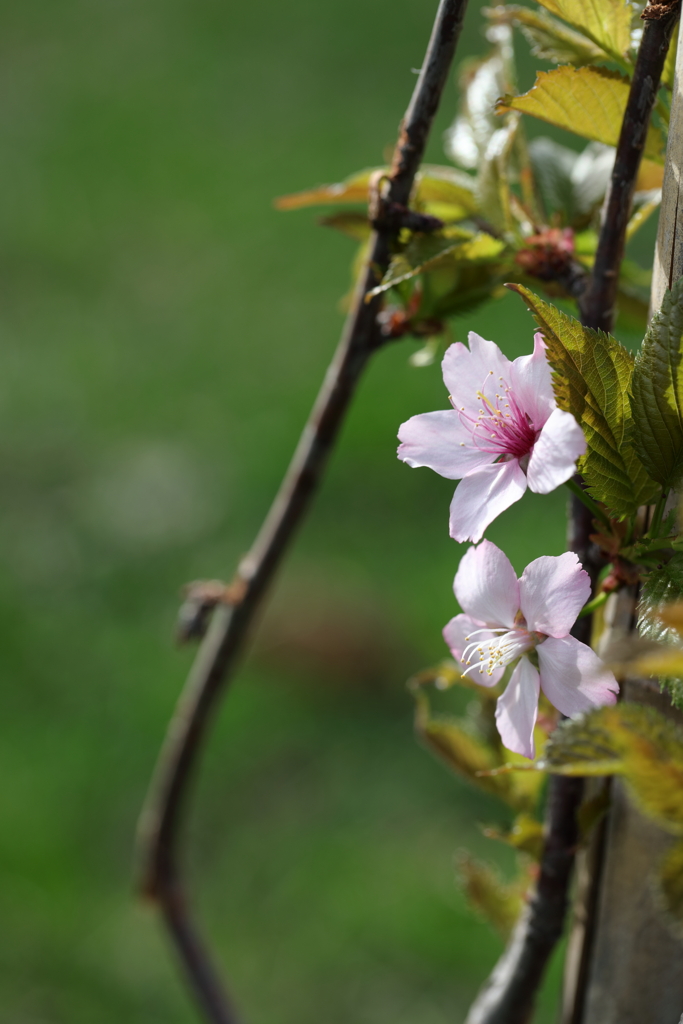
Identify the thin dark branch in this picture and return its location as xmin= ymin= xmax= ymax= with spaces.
xmin=579 ymin=4 xmax=680 ymax=334
xmin=464 ymin=777 xmax=584 ymax=1024
xmin=136 ymin=3 xmax=470 ymax=1022
xmin=464 ymin=13 xmax=681 ymax=1022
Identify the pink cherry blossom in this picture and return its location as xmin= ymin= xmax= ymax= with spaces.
xmin=397 ymin=332 xmax=586 ymax=542
xmin=443 ymin=540 xmax=618 ymax=759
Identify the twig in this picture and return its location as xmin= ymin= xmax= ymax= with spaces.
xmin=579 ymin=3 xmax=680 ymax=334
xmin=464 ymin=12 xmax=681 ymax=1022
xmin=464 ymin=777 xmax=584 ymax=1024
xmin=136 ymin=3 xmax=470 ymax=1022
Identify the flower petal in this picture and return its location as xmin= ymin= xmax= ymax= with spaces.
xmin=508 ymin=332 xmax=555 ymax=430
xmin=537 ymin=635 xmax=619 ymax=716
xmin=442 ymin=333 xmax=512 ymax=418
xmin=443 ymin=613 xmax=504 ymax=686
xmin=397 ymin=410 xmax=493 ymax=479
xmin=519 ymin=551 xmax=590 ymax=637
xmin=453 ymin=539 xmax=520 ymax=628
xmin=526 ymin=408 xmax=586 ymax=494
xmin=449 ymin=460 xmax=527 ymax=543
xmin=495 ymin=656 xmax=540 ymax=759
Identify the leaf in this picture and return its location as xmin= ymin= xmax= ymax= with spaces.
xmin=485 ymin=4 xmax=605 ymax=66
xmin=636 ymin=160 xmax=664 ymax=191
xmin=482 ymin=812 xmax=545 ymax=860
xmin=657 ymin=839 xmax=683 ymax=927
xmin=662 ymin=22 xmax=679 ymax=91
xmin=276 ymin=165 xmax=478 ymax=222
xmin=411 ymin=684 xmax=542 ymax=811
xmin=477 ymin=119 xmax=519 ymax=233
xmin=639 ymin=556 xmax=683 ymax=646
xmin=370 ymin=231 xmax=505 ymax=298
xmin=416 ymin=165 xmax=479 ymax=220
xmin=457 ymin=853 xmax=527 ymax=938
xmin=630 ymin=277 xmax=683 ymax=490
xmin=275 ymin=168 xmax=378 ymax=210
xmin=539 ymin=704 xmax=683 ymax=833
xmin=319 ymin=212 xmax=371 ymax=241
xmin=444 ymin=33 xmax=514 ymax=170
xmin=534 ymin=0 xmax=632 ymax=60
xmin=507 ymin=285 xmax=660 ymax=517
xmin=528 ymin=136 xmax=578 ymax=223
xmin=497 ymin=67 xmax=665 ymax=164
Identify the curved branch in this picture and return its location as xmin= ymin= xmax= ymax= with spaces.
xmin=136 ymin=3 xmax=470 ymax=1022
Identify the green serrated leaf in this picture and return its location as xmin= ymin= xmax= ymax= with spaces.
xmin=497 ymin=67 xmax=665 ymax=164
xmin=639 ymin=555 xmax=683 ymax=648
xmin=507 ymin=285 xmax=659 ymax=517
xmin=657 ymin=838 xmax=683 ymax=927
xmin=534 ymin=0 xmax=632 ymax=61
xmin=485 ymin=4 xmax=605 ymax=66
xmin=630 ymin=278 xmax=683 ymax=490
xmin=539 ymin=704 xmax=683 ymax=833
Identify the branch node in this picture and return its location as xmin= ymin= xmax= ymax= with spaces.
xmin=176 ymin=577 xmax=247 ymax=643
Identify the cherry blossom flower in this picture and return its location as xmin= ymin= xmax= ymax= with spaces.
xmin=443 ymin=540 xmax=618 ymax=759
xmin=397 ymin=332 xmax=586 ymax=542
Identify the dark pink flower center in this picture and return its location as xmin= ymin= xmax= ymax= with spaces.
xmin=455 ymin=375 xmax=537 ymax=460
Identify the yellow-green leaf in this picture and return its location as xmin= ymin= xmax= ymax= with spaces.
xmin=485 ymin=5 xmax=604 ymax=65
xmin=538 ymin=704 xmax=683 ymax=833
xmin=630 ymin=277 xmax=683 ymax=490
xmin=662 ymin=22 xmax=679 ymax=91
xmin=534 ymin=0 xmax=632 ymax=61
xmin=482 ymin=813 xmax=545 ymax=860
xmin=507 ymin=285 xmax=659 ymax=517
xmin=275 ymin=165 xmax=478 ymax=220
xmin=319 ymin=212 xmax=371 ymax=242
xmin=275 ymin=168 xmax=378 ymax=210
xmin=457 ymin=853 xmax=527 ymax=938
xmin=497 ymin=66 xmax=665 ymax=164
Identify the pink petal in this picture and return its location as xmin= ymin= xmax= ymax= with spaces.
xmin=537 ymin=635 xmax=619 ymax=716
xmin=453 ymin=539 xmax=520 ymax=628
xmin=526 ymin=408 xmax=586 ymax=494
xmin=442 ymin=613 xmax=504 ymax=686
xmin=508 ymin=332 xmax=555 ymax=430
xmin=397 ymin=410 xmax=493 ymax=479
xmin=495 ymin=656 xmax=540 ymax=759
xmin=449 ymin=459 xmax=527 ymax=543
xmin=519 ymin=551 xmax=590 ymax=637
xmin=442 ymin=333 xmax=512 ymax=419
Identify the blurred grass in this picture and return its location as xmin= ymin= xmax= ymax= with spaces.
xmin=0 ymin=0 xmax=652 ymax=1020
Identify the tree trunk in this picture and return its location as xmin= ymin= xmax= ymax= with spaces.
xmin=561 ymin=24 xmax=683 ymax=1024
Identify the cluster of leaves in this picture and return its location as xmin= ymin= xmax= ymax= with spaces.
xmin=537 ymin=703 xmax=683 ymax=928
xmin=277 ymin=0 xmax=669 ymax=362
xmin=508 ymin=279 xmax=683 ymax=705
xmin=280 ymin=0 xmax=683 ymax=940
xmin=408 ymin=661 xmax=550 ymax=935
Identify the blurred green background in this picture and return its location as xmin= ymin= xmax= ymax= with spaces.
xmin=0 ymin=1 xmax=653 ymax=1022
